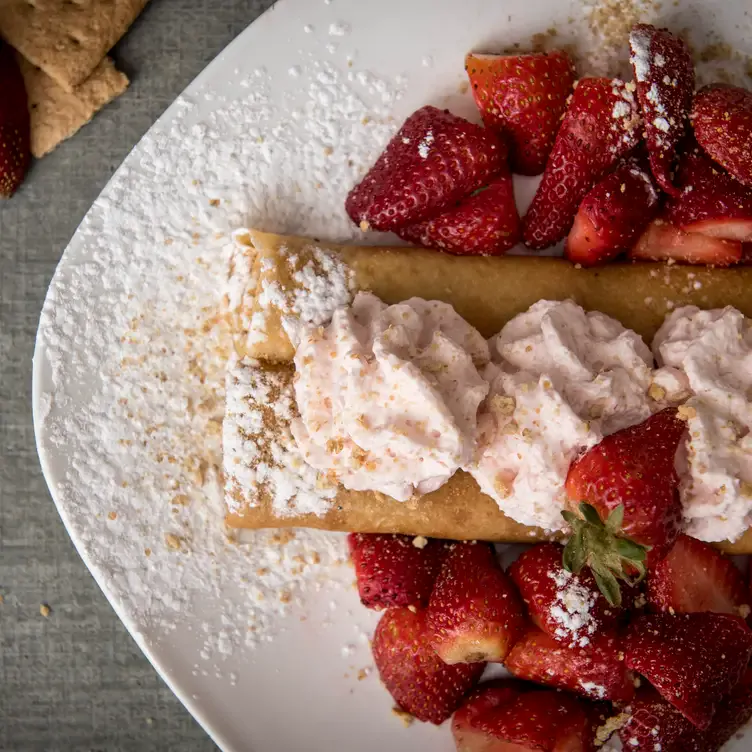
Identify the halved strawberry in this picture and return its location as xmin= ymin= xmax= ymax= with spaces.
xmin=662 ymin=147 xmax=752 ymax=241
xmin=523 ymin=77 xmax=642 ymax=250
xmin=372 ymin=607 xmax=485 ymax=724
xmin=628 ymin=24 xmax=694 ymax=195
xmin=427 ymin=542 xmax=526 ymax=664
xmin=630 ymin=218 xmax=743 ymax=265
xmin=504 ymin=626 xmax=635 ymax=703
xmin=619 ymin=687 xmax=703 ymax=751
xmin=565 ymin=155 xmax=660 ymax=266
xmin=508 ymin=543 xmax=623 ymax=648
xmin=345 ymin=105 xmax=505 ymax=231
xmin=692 ymin=84 xmax=752 ymax=187
xmin=396 ymin=172 xmax=521 ymax=255
xmin=452 ymin=680 xmax=526 ymax=752
xmin=465 ymin=51 xmax=577 ymax=176
xmin=565 ymin=408 xmax=687 ymax=589
xmin=348 ymin=533 xmax=447 ymax=610
xmin=703 ymin=666 xmax=752 ymax=750
xmin=476 ymin=691 xmax=598 ymax=752
xmin=0 ymin=41 xmax=31 ymax=199
xmin=625 ymin=613 xmax=752 ymax=729
xmin=648 ymin=534 xmax=751 ymax=618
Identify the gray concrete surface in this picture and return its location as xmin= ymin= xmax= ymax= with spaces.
xmin=0 ymin=2 xmax=276 ymax=749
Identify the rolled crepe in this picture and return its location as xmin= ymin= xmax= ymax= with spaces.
xmin=224 ymin=229 xmax=752 ymax=553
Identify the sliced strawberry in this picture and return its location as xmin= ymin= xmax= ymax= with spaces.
xmin=522 ymin=77 xmax=642 ymax=250
xmin=345 ymin=105 xmax=505 ymax=232
xmin=692 ymin=84 xmax=752 ymax=187
xmin=504 ymin=626 xmax=635 ymax=703
xmin=348 ymin=533 xmax=447 ymax=610
xmin=662 ymin=147 xmax=752 ymax=241
xmin=648 ymin=534 xmax=751 ymax=618
xmin=508 ymin=543 xmax=623 ymax=648
xmin=427 ymin=542 xmax=526 ymax=664
xmin=477 ymin=691 xmax=597 ymax=752
xmin=465 ymin=51 xmax=577 ymax=176
xmin=565 ymin=408 xmax=686 ymax=565
xmin=0 ymin=41 xmax=31 ymax=199
xmin=625 ymin=612 xmax=752 ymax=729
xmin=628 ymin=24 xmax=694 ymax=195
xmin=452 ymin=680 xmax=527 ymax=752
xmin=630 ymin=218 xmax=743 ymax=265
xmin=619 ymin=687 xmax=703 ymax=751
xmin=396 ymin=173 xmax=521 ymax=255
xmin=372 ymin=607 xmax=485 ymax=724
xmin=565 ymin=155 xmax=660 ymax=266
xmin=702 ymin=666 xmax=752 ymax=750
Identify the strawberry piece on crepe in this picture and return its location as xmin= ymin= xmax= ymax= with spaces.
xmin=625 ymin=612 xmax=752 ymax=729
xmin=648 ymin=534 xmax=751 ymax=618
xmin=564 ymin=408 xmax=687 ymax=605
xmin=504 ymin=626 xmax=635 ymax=703
xmin=465 ymin=50 xmax=576 ymax=175
xmin=475 ymin=691 xmax=598 ymax=752
xmin=372 ymin=607 xmax=485 ymax=724
xmin=0 ymin=41 xmax=31 ymax=199
xmin=662 ymin=147 xmax=752 ymax=242
xmin=508 ymin=542 xmax=623 ymax=648
xmin=348 ymin=533 xmax=447 ymax=610
xmin=565 ymin=154 xmax=660 ymax=266
xmin=692 ymin=84 xmax=752 ymax=187
xmin=523 ymin=77 xmax=642 ymax=250
xmin=345 ymin=105 xmax=505 ymax=232
xmin=452 ymin=680 xmax=526 ymax=751
xmin=427 ymin=541 xmax=526 ymax=664
xmin=630 ymin=218 xmax=743 ymax=265
xmin=628 ymin=24 xmax=694 ymax=195
xmin=396 ymin=173 xmax=521 ymax=255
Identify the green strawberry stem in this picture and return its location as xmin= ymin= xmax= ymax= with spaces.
xmin=561 ymin=503 xmax=650 ymax=607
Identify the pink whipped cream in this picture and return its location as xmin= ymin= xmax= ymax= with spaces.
xmin=290 ymin=291 xmax=489 ymax=501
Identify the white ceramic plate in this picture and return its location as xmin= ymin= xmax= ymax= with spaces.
xmin=33 ymin=1 xmax=752 ymax=750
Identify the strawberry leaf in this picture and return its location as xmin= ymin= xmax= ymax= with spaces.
xmin=592 ymin=566 xmax=622 ymax=607
xmin=606 ymin=505 xmax=625 ymax=534
xmin=563 ymin=529 xmax=587 ymax=574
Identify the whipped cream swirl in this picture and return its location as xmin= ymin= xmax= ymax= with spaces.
xmin=290 ymin=292 xmax=489 ymax=501
xmin=653 ymin=306 xmax=752 ymax=542
xmin=468 ymin=300 xmax=655 ymax=531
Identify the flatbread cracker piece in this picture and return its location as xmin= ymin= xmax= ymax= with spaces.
xmin=0 ymin=0 xmax=149 ymax=91
xmin=18 ymin=55 xmax=128 ymax=157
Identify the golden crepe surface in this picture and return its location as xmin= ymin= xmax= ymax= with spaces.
xmin=224 ymin=229 xmax=752 ymax=553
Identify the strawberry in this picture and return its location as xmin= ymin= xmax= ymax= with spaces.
xmin=508 ymin=543 xmax=623 ymax=648
xmin=619 ymin=687 xmax=704 ymax=751
xmin=345 ymin=105 xmax=505 ymax=232
xmin=452 ymin=680 xmax=526 ymax=752
xmin=347 ymin=533 xmax=447 ymax=610
xmin=522 ymin=77 xmax=642 ymax=250
xmin=628 ymin=24 xmax=694 ymax=195
xmin=630 ymin=218 xmax=743 ymax=265
xmin=702 ymin=666 xmax=752 ymax=750
xmin=564 ymin=408 xmax=687 ymax=607
xmin=475 ymin=691 xmax=598 ymax=752
xmin=0 ymin=41 xmax=31 ymax=199
xmin=465 ymin=51 xmax=577 ymax=175
xmin=692 ymin=84 xmax=752 ymax=187
xmin=625 ymin=613 xmax=752 ymax=729
xmin=565 ymin=154 xmax=660 ymax=266
xmin=662 ymin=147 xmax=752 ymax=242
xmin=504 ymin=626 xmax=635 ymax=703
xmin=372 ymin=607 xmax=485 ymax=724
xmin=648 ymin=534 xmax=751 ymax=618
xmin=396 ymin=172 xmax=521 ymax=255
xmin=427 ymin=541 xmax=526 ymax=664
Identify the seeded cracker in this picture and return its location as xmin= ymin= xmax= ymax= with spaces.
xmin=0 ymin=0 xmax=149 ymax=91
xmin=17 ymin=55 xmax=128 ymax=157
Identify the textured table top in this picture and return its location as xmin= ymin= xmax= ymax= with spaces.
xmin=0 ymin=2 xmax=274 ymax=749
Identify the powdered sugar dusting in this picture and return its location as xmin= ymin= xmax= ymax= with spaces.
xmin=548 ymin=569 xmax=598 ymax=647
xmin=35 ymin=55 xmax=407 ymax=659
